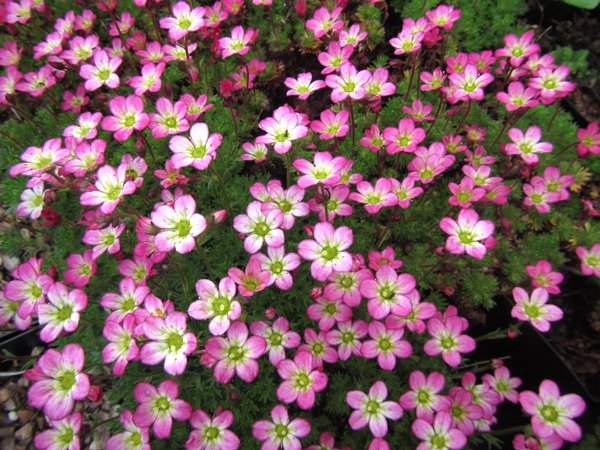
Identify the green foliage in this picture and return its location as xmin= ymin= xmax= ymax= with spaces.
xmin=552 ymin=46 xmax=595 ymax=77
xmin=562 ymin=0 xmax=600 ymax=9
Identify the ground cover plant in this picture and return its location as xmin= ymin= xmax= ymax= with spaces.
xmin=0 ymin=0 xmax=599 ymax=448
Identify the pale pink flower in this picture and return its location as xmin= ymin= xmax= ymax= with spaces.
xmin=79 ymin=49 xmax=121 ymax=91
xmin=325 ymin=320 xmax=367 ymax=361
xmin=252 ymin=404 xmax=311 ymax=449
xmin=324 ymin=268 xmax=372 ymax=307
xmin=382 ymin=118 xmax=426 ymax=154
xmin=227 ymin=260 xmax=271 ymax=297
xmin=307 ymin=296 xmax=351 ymax=332
xmin=399 ymin=371 xmax=447 ymax=420
xmin=63 ymin=112 xmax=102 ymax=144
xmin=140 ymin=311 xmax=197 ymax=375
xmin=185 ymin=409 xmax=240 ymax=450
xmin=133 ymin=380 xmax=192 ymax=439
xmin=504 ymin=126 xmax=553 ymax=165
xmin=34 ymin=412 xmax=82 ymax=450
xmin=496 ymin=31 xmax=540 ymax=67
xmin=390 ymin=30 xmax=424 ymax=55
xmin=241 ymin=141 xmax=269 ymax=163
xmin=149 ymin=97 xmax=190 ymax=139
xmin=361 ymin=321 xmax=412 ymax=371
xmin=25 ymin=344 xmax=90 ymax=420
xmin=526 ymin=260 xmax=563 ymax=294
xmin=102 ymin=314 xmax=140 ymax=376
xmin=412 ymin=412 xmax=467 ymax=450
xmin=101 ymin=95 xmax=149 ymax=142
xmin=0 ymin=41 xmax=23 ymax=66
xmin=346 ymin=381 xmax=403 ymax=438
xmin=38 ymin=282 xmax=87 ymax=343
xmin=293 ymin=152 xmax=348 ymax=189
xmin=424 ymin=316 xmax=476 ymax=367
xmin=576 ymin=122 xmax=600 ymax=157
xmin=169 ymin=122 xmax=222 ymax=170
xmin=61 ymin=35 xmax=98 ymax=65
xmin=439 ymin=209 xmax=495 ymax=260
xmin=180 ymin=93 xmax=213 ymax=122
xmin=496 ymin=81 xmax=539 ymax=111
xmin=311 ymin=109 xmax=349 ymax=140
xmin=305 ymin=6 xmax=344 ymax=39
xmin=360 ymin=124 xmax=385 ymax=152
xmin=100 ymin=277 xmax=150 ymax=323
xmin=482 ymin=366 xmax=522 ymax=404
xmin=446 ymin=64 xmax=494 ymax=102
xmin=106 ymin=410 xmax=150 ymax=450
xmin=33 ymin=32 xmax=64 ymax=60
xmin=298 ymin=222 xmax=353 ymax=281
xmin=403 ymin=100 xmax=434 ymax=122
xmin=251 ymin=317 xmax=301 ymax=366
xmin=299 ymin=328 xmax=338 ymax=366
xmin=16 ymin=66 xmax=56 ymax=97
xmin=151 ymin=194 xmax=207 ymax=254
xmin=205 ymin=321 xmax=266 ymax=383
xmin=325 ymin=63 xmax=371 ymax=103
xmin=0 ymin=290 xmax=32 ymax=330
xmin=360 ymin=265 xmax=416 ymax=320
xmin=308 ymin=184 xmax=354 ymax=222
xmin=16 ymin=181 xmax=46 ymax=220
xmin=318 ymin=41 xmax=354 ymax=74
xmin=4 ymin=257 xmax=53 ymax=320
xmin=528 ymin=66 xmax=575 ymax=105
xmin=233 ymin=201 xmax=285 ymax=254
xmin=261 ymin=180 xmax=309 ymax=230
xmin=130 ymin=62 xmax=165 ymax=96
xmin=159 ymin=1 xmax=206 ymax=41
xmin=276 ymin=351 xmax=328 ymax=410
xmin=0 ymin=66 xmax=22 ymax=105
xmin=80 ymin=164 xmax=137 ymax=214
xmin=256 ymin=105 xmax=309 ymax=154
xmin=576 ymin=244 xmax=600 ymax=278
xmin=448 ymin=177 xmax=486 ymax=208
xmin=188 ymin=277 xmax=241 ymax=335
xmin=511 ymin=287 xmax=563 ymax=332
xmin=10 ymin=138 xmax=69 ymax=178
xmin=426 ymin=4 xmax=461 ymax=30
xmin=519 ymin=380 xmax=585 ymax=442
xmin=420 ymin=68 xmax=446 ymax=91
xmin=251 ymin=246 xmax=301 ymax=290
xmin=386 ymin=289 xmax=437 ymax=334
xmin=523 ymin=181 xmax=559 ymax=214
xmin=390 ymin=176 xmax=424 ymax=209
xmin=219 ymin=26 xmax=256 ymax=58
xmin=349 ymin=178 xmax=397 ymax=214
xmin=61 ymin=84 xmax=89 ymax=114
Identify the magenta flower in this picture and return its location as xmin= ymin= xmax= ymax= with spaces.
xmin=526 ymin=260 xmax=563 ymax=294
xmin=311 ymin=109 xmax=349 ymax=140
xmin=511 ymin=287 xmax=563 ymax=332
xmin=101 ymin=95 xmax=149 ymax=142
xmin=100 ymin=277 xmax=150 ymax=323
xmin=360 ymin=265 xmax=417 ymax=320
xmin=496 ymin=31 xmax=539 ymax=67
xmin=482 ymin=366 xmax=522 ymax=404
xmin=169 ymin=122 xmax=222 ymax=171
xmin=412 ymin=412 xmax=467 ymax=450
xmin=159 ymin=1 xmax=206 ymax=41
xmin=79 ymin=49 xmax=121 ymax=91
xmin=306 ymin=432 xmax=346 ymax=450
xmin=576 ymin=122 xmax=600 ymax=157
xmin=307 ymin=295 xmax=352 ymax=332
xmin=219 ymin=26 xmax=256 ymax=58
xmin=305 ymin=6 xmax=344 ymax=39
xmin=346 ymin=381 xmax=403 ymax=438
xmin=251 ymin=317 xmax=301 ymax=366
xmin=130 ymin=62 xmax=165 ymax=96
xmin=349 ymin=178 xmax=397 ymax=214
xmin=318 ymin=41 xmax=354 ymax=74
xmin=61 ymin=139 xmax=106 ymax=178
xmin=38 ymin=282 xmax=87 ymax=343
xmin=309 ymin=184 xmax=353 ymax=222
xmin=439 ymin=209 xmax=495 ymax=260
xmin=251 ymin=246 xmax=301 ymax=290
xmin=252 ymin=404 xmax=311 ymax=450
xmin=188 ymin=277 xmax=241 ymax=335
xmin=228 ymin=260 xmax=271 ymax=297
xmin=261 ymin=180 xmax=309 ymax=230
xmin=241 ymin=141 xmax=269 ymax=163
xmin=16 ymin=66 xmax=56 ymax=97
xmin=299 ymin=328 xmax=338 ymax=367
xmin=390 ymin=176 xmax=424 ymax=209
xmin=186 ymin=409 xmax=240 ymax=450
xmin=446 ymin=64 xmax=494 ymax=102
xmin=298 ymin=222 xmax=353 ymax=281
xmin=102 ymin=314 xmax=140 ymax=376
xmin=386 ymin=289 xmax=437 ymax=334
xmin=10 ymin=138 xmax=69 ymax=178
xmin=519 ymin=380 xmax=585 ymax=442
xmin=325 ymin=63 xmax=371 ymax=103
xmin=540 ymin=166 xmax=573 ymax=201
xmin=62 ymin=35 xmax=98 ymax=65
xmin=399 ymin=371 xmax=447 ymax=420
xmin=448 ymin=177 xmax=486 ymax=209
xmin=293 ymin=152 xmax=348 ymax=189
xmin=25 ymin=344 xmax=90 ymax=420
xmin=4 ymin=256 xmax=53 ymax=320
xmin=133 ymin=380 xmax=192 ymax=439
xmin=106 ymin=410 xmax=150 ymax=450
xmin=151 ymin=194 xmax=207 ymax=254
xmin=256 ymin=105 xmax=309 ymax=154
xmin=16 ymin=181 xmax=45 ymax=220
xmin=361 ymin=321 xmax=412 ymax=371
xmin=276 ymin=351 xmax=328 ymax=410
xmin=82 ymin=223 xmax=126 ymax=258
xmin=326 ymin=320 xmax=367 ymax=361
xmin=324 ymin=268 xmax=372 ymax=307
xmin=424 ymin=316 xmax=476 ymax=367
xmin=390 ymin=30 xmax=424 ymax=56
xmin=80 ymin=164 xmax=137 ymax=214
xmin=523 ymin=181 xmax=559 ymax=214
xmin=360 ymin=124 xmax=385 ymax=152
xmin=63 ymin=112 xmax=102 ymax=144
xmin=233 ymin=201 xmax=285 ymax=254
xmin=205 ymin=321 xmax=266 ymax=383
xmin=34 ymin=412 xmax=82 ymax=450
xmin=528 ymin=66 xmax=575 ymax=104
xmin=576 ymin=244 xmax=600 ymax=278
xmin=504 ymin=126 xmax=553 ymax=165
xmin=149 ymin=97 xmax=190 ymax=139
xmin=140 ymin=311 xmax=197 ymax=375
xmin=496 ymin=81 xmax=539 ymax=111
xmin=382 ymin=118 xmax=426 ymax=154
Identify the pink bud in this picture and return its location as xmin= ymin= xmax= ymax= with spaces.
xmin=87 ymin=385 xmax=103 ymax=402
xmin=229 ymin=390 xmax=240 ymax=401
xmin=501 ymin=218 xmax=512 ymax=229
xmin=304 ymin=225 xmax=315 ymax=236
xmin=265 ymin=307 xmax=276 ymax=319
xmin=187 ymin=65 xmax=199 ymax=82
xmin=310 ymin=287 xmax=323 ymax=299
xmin=41 ymin=208 xmax=61 ymax=227
xmin=211 ymin=210 xmax=227 ymax=224
xmin=47 ymin=265 xmax=57 ymax=278
xmin=491 ymin=358 xmax=504 ymax=369
xmin=236 ymin=233 xmax=245 ymax=240
xmin=442 ymin=286 xmax=455 ymax=296
xmin=294 ymin=0 xmax=306 ymax=16
xmin=484 ymin=236 xmax=496 ymax=250
xmin=507 ymin=329 xmax=518 ymax=339
xmin=220 ymin=79 xmax=233 ymax=98
xmin=435 ymin=246 xmax=444 ymax=256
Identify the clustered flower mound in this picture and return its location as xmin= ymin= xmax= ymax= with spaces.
xmin=0 ymin=0 xmax=598 ymax=449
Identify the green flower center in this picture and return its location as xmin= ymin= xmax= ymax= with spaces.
xmin=420 ymin=168 xmax=434 ymax=179
xmin=121 ymin=296 xmax=136 ymax=313
xmin=126 ymin=430 xmax=143 ymax=447
xmin=102 ymin=232 xmax=116 ymax=247
xmin=337 ymin=274 xmax=355 ymax=290
xmin=267 ymin=330 xmax=283 ymax=347
xmin=203 ymin=425 xmax=221 ymax=442
xmin=540 ymin=404 xmax=560 ymax=424
xmin=440 ymin=334 xmax=457 ymax=350
xmin=212 ymin=296 xmax=232 ymax=315
xmin=254 ymin=222 xmax=270 ymax=237
xmin=431 ymin=434 xmax=448 ymax=450
xmin=175 ymin=219 xmax=192 ymax=238
xmin=323 ymin=301 xmax=338 ymax=316
xmin=519 ymin=142 xmax=534 ymax=154
xmin=523 ymin=302 xmax=542 ymax=319
xmin=585 ymin=255 xmax=599 ymax=268
xmin=511 ymin=45 xmax=525 ymax=57
xmin=164 ymin=115 xmax=179 ymax=130
xmin=178 ymin=17 xmax=192 ymax=29
xmin=190 ymin=143 xmax=207 ymax=159
xmin=105 ymin=182 xmax=123 ymax=201
xmin=243 ymin=276 xmax=259 ymax=292
xmin=341 ymin=80 xmax=356 ymax=93
xmin=495 ymin=379 xmax=510 ymax=393
xmin=462 ymin=80 xmax=478 ymax=92
xmin=227 ymin=345 xmax=246 ymax=363
xmin=154 ymin=395 xmax=172 ymax=412
xmin=269 ymin=261 xmax=284 ymax=275
xmin=416 ymin=389 xmax=431 ymax=405
xmin=341 ymin=330 xmax=355 ymax=344
xmin=378 ymin=285 xmax=396 ymax=302
xmin=292 ymin=371 xmax=312 ymax=391
xmin=320 ymin=245 xmax=339 ymax=261
xmin=542 ymin=76 xmax=559 ymax=90
xmin=275 ymin=423 xmax=289 ymax=438
xmin=58 ymin=370 xmax=77 ymax=393
xmin=365 ymin=192 xmax=383 ymax=205
xmin=27 ymin=283 xmax=43 ymax=300
xmin=122 ymin=113 xmax=137 ymax=128
xmin=97 ymin=68 xmax=111 ymax=81
xmin=531 ymin=193 xmax=544 ymax=204
xmin=57 ymin=426 xmax=75 ymax=447
xmin=165 ymin=331 xmax=184 ymax=352
xmin=377 ymin=337 xmax=392 ymax=351
xmin=457 ymin=191 xmax=471 ymax=202
xmin=55 ymin=304 xmax=74 ymax=322
xmin=457 ymin=229 xmax=475 ymax=245
xmin=311 ymin=341 xmax=324 ymax=356
xmin=397 ymin=135 xmax=411 ymax=147
xmin=451 ymin=404 xmax=466 ymax=420
xmin=365 ymin=399 xmax=381 ymax=415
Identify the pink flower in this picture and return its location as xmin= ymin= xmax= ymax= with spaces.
xmin=424 ymin=315 xmax=476 ymax=367
xmin=526 ymin=261 xmax=563 ymax=294
xmin=528 ymin=66 xmax=575 ymax=104
xmin=252 ymin=404 xmax=311 ymax=449
xmin=205 ymin=321 xmax=266 ymax=383
xmin=324 ymin=268 xmax=372 ymax=307
xmin=25 ymin=344 xmax=90 ymax=420
xmin=293 ymin=152 xmax=348 ymax=189
xmin=576 ymin=244 xmax=600 ymax=278
xmin=360 ymin=265 xmax=416 ymax=320
xmin=360 ymin=124 xmax=385 ymax=152
xmin=16 ymin=66 xmax=56 ymax=97
xmin=4 ymin=257 xmax=53 ymax=320
xmin=106 ymin=410 xmax=150 ymax=450
xmin=412 ymin=412 xmax=467 ymax=450
xmin=256 ymin=105 xmax=309 ymax=154
xmin=305 ymin=6 xmax=344 ymax=39
xmin=61 ymin=139 xmax=106 ymax=177
xmin=519 ymin=380 xmax=585 ymax=442
xmin=390 ymin=30 xmax=424 ymax=55
xmin=80 ymin=164 xmax=137 ymax=214
xmin=496 ymin=81 xmax=539 ymax=111
xmin=426 ymin=4 xmax=461 ymax=29
xmin=306 ymin=432 xmax=347 ymax=450
xmin=151 ymin=194 xmax=207 ymax=254
xmin=0 ymin=66 xmax=23 ymax=105
xmin=34 ymin=412 xmax=82 ymax=450
xmin=448 ymin=177 xmax=486 ymax=208
xmin=130 ymin=62 xmax=165 ymax=96
xmin=523 ymin=181 xmax=559 ymax=214
xmin=140 ymin=311 xmax=197 ymax=375
xmin=299 ymin=328 xmax=338 ymax=366
xmin=251 ymin=246 xmax=301 ymax=290
xmin=233 ymin=201 xmax=285 ymax=254
xmin=318 ymin=41 xmax=354 ymax=74
xmin=228 ymin=260 xmax=271 ymax=297
xmin=576 ymin=122 xmax=600 ymax=157
xmin=361 ymin=321 xmax=412 ymax=371
xmin=102 ymin=314 xmax=140 ymax=376
xmin=298 ymin=222 xmax=353 ymax=281
xmin=325 ymin=63 xmax=371 ymax=103
xmin=159 ymin=1 xmax=206 ymax=41
xmin=496 ymin=31 xmax=540 ymax=67
xmin=16 ymin=181 xmax=46 ymax=220
xmin=180 ymin=93 xmax=213 ymax=122
xmin=511 ymin=287 xmax=563 ymax=332
xmin=311 ymin=109 xmax=349 ymax=140
xmin=307 ymin=295 xmax=351 ymax=331
xmin=308 ymin=184 xmax=353 ymax=222
xmin=504 ymin=126 xmax=553 ymax=165
xmin=79 ymin=49 xmax=121 ymax=91
xmin=420 ymin=68 xmax=447 ymax=91
xmin=382 ymin=118 xmax=426 ymax=154
xmin=10 ymin=138 xmax=69 ymax=178
xmin=169 ymin=122 xmax=222 ymax=171
xmin=261 ymin=180 xmax=309 ymax=230
xmin=386 ymin=289 xmax=436 ymax=334
xmin=349 ymin=178 xmax=397 ymax=214
xmin=439 ymin=209 xmax=494 ymax=259
xmin=325 ymin=320 xmax=367 ymax=361
xmin=38 ymin=282 xmax=87 ymax=343
xmin=186 ymin=409 xmax=240 ymax=450
xmin=482 ymin=366 xmax=522 ymax=404
xmin=133 ymin=380 xmax=192 ymax=439
xmin=82 ymin=223 xmax=126 ymax=258
xmin=100 ymin=277 xmax=149 ymax=323
xmin=346 ymin=381 xmax=403 ymax=438
xmin=276 ymin=351 xmax=328 ymax=409
xmin=219 ymin=26 xmax=256 ymax=58
xmin=540 ymin=166 xmax=573 ymax=201
xmin=399 ymin=371 xmax=447 ymax=420
xmin=241 ymin=141 xmax=269 ymax=163
xmin=403 ymin=100 xmax=434 ymax=122
xmin=446 ymin=65 xmax=493 ymax=102
xmin=250 ymin=317 xmax=301 ymax=366
xmin=188 ymin=277 xmax=241 ymax=335
xmin=149 ymin=98 xmax=190 ymax=139
xmin=101 ymin=95 xmax=149 ymax=142
xmin=390 ymin=176 xmax=424 ymax=208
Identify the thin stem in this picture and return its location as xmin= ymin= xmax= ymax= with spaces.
xmin=346 ymin=98 xmax=356 ymax=158
xmin=490 ymin=110 xmax=517 ymax=150
xmin=0 ymin=128 xmax=25 ymax=148
xmin=404 ymin=50 xmax=421 ymax=102
xmin=547 ymin=102 xmax=561 ymax=131
xmin=426 ymin=94 xmax=445 ymax=134
xmin=454 ymin=100 xmax=472 ymax=133
xmin=284 ymin=151 xmax=293 ymax=187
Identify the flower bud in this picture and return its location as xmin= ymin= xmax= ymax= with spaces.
xmin=265 ymin=307 xmax=276 ymax=320
xmin=87 ymin=385 xmax=103 ymax=402
xmin=304 ymin=225 xmax=314 ymax=236
xmin=294 ymin=0 xmax=306 ymax=16
xmin=310 ymin=287 xmax=322 ymax=300
xmin=41 ymin=209 xmax=61 ymax=227
xmin=211 ymin=210 xmax=227 ymax=224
